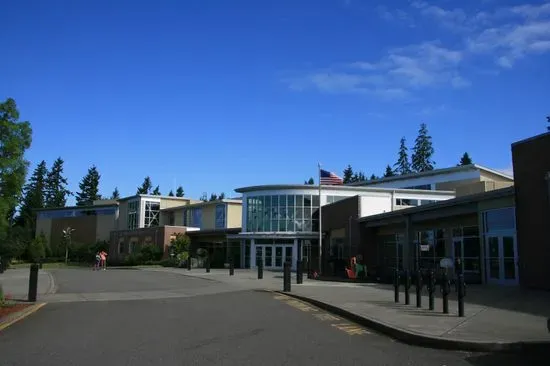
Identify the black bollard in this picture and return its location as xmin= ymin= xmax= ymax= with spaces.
xmin=457 ymin=273 xmax=466 ymax=317
xmin=428 ymin=269 xmax=435 ymax=310
xmin=283 ymin=261 xmax=291 ymax=292
xmin=229 ymin=259 xmax=234 ymax=276
xmin=257 ymin=260 xmax=263 ymax=279
xmin=441 ymin=271 xmax=450 ymax=314
xmin=28 ymin=263 xmax=39 ymax=302
xmin=187 ymin=257 xmax=192 ymax=271
xmin=393 ymin=269 xmax=400 ymax=303
xmin=416 ymin=269 xmax=423 ymax=308
xmin=404 ymin=270 xmax=411 ymax=305
xmin=205 ymin=258 xmax=210 ymax=273
xmin=296 ymin=259 xmax=303 ymax=284
xmin=0 ymin=257 xmax=4 ymax=274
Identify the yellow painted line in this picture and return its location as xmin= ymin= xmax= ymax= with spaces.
xmin=331 ymin=323 xmax=370 ymax=335
xmin=0 ymin=303 xmax=47 ymax=332
xmin=285 ymin=300 xmax=317 ymax=312
xmin=313 ymin=313 xmax=341 ymax=322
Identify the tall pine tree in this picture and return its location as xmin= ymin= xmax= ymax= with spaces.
xmin=546 ymin=115 xmax=549 ymax=131
xmin=219 ymin=192 xmax=226 ymax=199
xmin=383 ymin=165 xmax=395 ymax=177
xmin=458 ymin=152 xmax=473 ymax=166
xmin=76 ymin=165 xmax=101 ymax=206
xmin=168 ymin=190 xmax=175 ymax=196
xmin=394 ymin=137 xmax=411 ymax=175
xmin=304 ymin=177 xmax=315 ymax=185
xmin=111 ymin=187 xmax=120 ymax=199
xmin=352 ymin=171 xmax=366 ymax=182
xmin=342 ymin=165 xmax=354 ymax=184
xmin=175 ymin=186 xmax=184 ymax=197
xmin=137 ymin=176 xmax=153 ymax=194
xmin=18 ymin=161 xmax=48 ymax=231
xmin=411 ymin=123 xmax=435 ymax=173
xmin=45 ymin=157 xmax=71 ymax=208
xmin=152 ymin=185 xmax=161 ymax=195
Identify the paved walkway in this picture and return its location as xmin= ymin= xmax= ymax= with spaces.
xmin=0 ymin=268 xmax=55 ymax=301
xmin=142 ymin=267 xmax=550 ymax=350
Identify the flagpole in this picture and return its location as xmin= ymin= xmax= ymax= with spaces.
xmin=318 ymin=163 xmax=322 ymax=274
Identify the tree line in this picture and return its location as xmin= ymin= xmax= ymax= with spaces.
xmin=340 ymin=123 xmax=474 ymax=184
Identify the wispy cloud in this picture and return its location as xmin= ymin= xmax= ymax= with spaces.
xmin=284 ymin=41 xmax=467 ymax=99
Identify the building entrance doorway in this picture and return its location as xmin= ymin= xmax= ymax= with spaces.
xmin=255 ymin=245 xmax=293 ymax=270
xmin=485 ymin=235 xmax=518 ymax=285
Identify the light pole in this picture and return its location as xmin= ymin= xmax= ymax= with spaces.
xmin=62 ymin=227 xmax=75 ymax=264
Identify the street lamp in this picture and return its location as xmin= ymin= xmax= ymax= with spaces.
xmin=62 ymin=227 xmax=75 ymax=264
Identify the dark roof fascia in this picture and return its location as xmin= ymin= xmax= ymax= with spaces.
xmin=34 ymin=203 xmax=119 ymax=212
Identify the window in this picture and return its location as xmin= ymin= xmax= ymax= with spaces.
xmin=144 ymin=201 xmax=160 ymax=227
xmin=483 ymin=207 xmax=515 ymax=232
xmin=215 ymin=204 xmax=226 ymax=229
xmin=326 ymin=195 xmax=347 ymax=204
xmin=245 ymin=193 xmax=320 ymax=233
xmin=127 ymin=200 xmax=139 ymax=229
xmin=395 ymin=198 xmax=419 ymax=206
xmin=190 ymin=207 xmax=202 ymax=228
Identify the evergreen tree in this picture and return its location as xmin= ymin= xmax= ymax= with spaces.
xmin=45 ymin=157 xmax=71 ymax=208
xmin=383 ymin=165 xmax=395 ymax=177
xmin=219 ymin=192 xmax=226 ymax=199
xmin=458 ymin=152 xmax=473 ymax=166
xmin=175 ymin=186 xmax=184 ymax=197
xmin=546 ymin=115 xmax=549 ymax=131
xmin=111 ymin=187 xmax=120 ymax=200
xmin=342 ymin=165 xmax=354 ymax=184
xmin=369 ymin=174 xmax=377 ymax=180
xmin=209 ymin=193 xmax=218 ymax=201
xmin=137 ymin=176 xmax=153 ymax=194
xmin=75 ymin=165 xmax=101 ymax=206
xmin=168 ymin=190 xmax=174 ymax=196
xmin=352 ymin=171 xmax=366 ymax=182
xmin=394 ymin=137 xmax=411 ymax=175
xmin=200 ymin=192 xmax=207 ymax=201
xmin=152 ymin=185 xmax=161 ymax=195
xmin=18 ymin=161 xmax=48 ymax=231
xmin=0 ymin=98 xmax=32 ymax=243
xmin=411 ymin=123 xmax=435 ymax=172
xmin=304 ymin=177 xmax=315 ymax=185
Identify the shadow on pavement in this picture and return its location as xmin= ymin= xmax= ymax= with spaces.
xmin=465 ymin=350 xmax=549 ymax=366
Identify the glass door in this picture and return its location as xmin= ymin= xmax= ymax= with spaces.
xmin=274 ymin=246 xmax=283 ymax=268
xmin=452 ymin=238 xmax=464 ymax=273
xmin=485 ymin=235 xmax=518 ymax=285
xmin=284 ymin=246 xmax=293 ymax=265
xmin=264 ymin=246 xmax=273 ymax=268
xmin=255 ymin=246 xmax=264 ymax=268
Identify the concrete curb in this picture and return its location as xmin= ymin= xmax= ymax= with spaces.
xmin=274 ymin=291 xmax=550 ymax=353
xmin=0 ymin=303 xmax=47 ymax=332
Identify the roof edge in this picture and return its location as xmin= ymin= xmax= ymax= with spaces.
xmin=235 ymin=184 xmax=455 ymax=195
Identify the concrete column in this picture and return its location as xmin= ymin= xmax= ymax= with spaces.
xmin=403 ymin=216 xmax=414 ymax=270
xmin=251 ymin=239 xmax=256 ymax=268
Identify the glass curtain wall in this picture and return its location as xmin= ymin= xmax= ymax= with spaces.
xmin=127 ymin=201 xmax=139 ymax=229
xmin=246 ymin=194 xmax=320 ymax=232
xmin=144 ymin=201 xmax=160 ymax=227
xmin=377 ymin=233 xmax=404 ymax=276
xmin=416 ymin=229 xmax=446 ymax=270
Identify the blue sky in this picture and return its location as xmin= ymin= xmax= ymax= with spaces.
xmin=2 ymin=0 xmax=549 ymax=202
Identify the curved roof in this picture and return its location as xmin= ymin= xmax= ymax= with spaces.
xmin=234 ymin=184 xmax=454 ymax=196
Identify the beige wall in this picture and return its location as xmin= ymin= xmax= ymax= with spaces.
xmin=226 ymin=204 xmax=242 ymax=228
xmin=201 ymin=205 xmax=216 ymax=230
xmin=96 ymin=214 xmax=118 ymax=242
xmin=160 ymin=198 xmax=191 ymax=210
xmin=477 ymin=195 xmax=515 ymax=211
xmin=435 ymin=178 xmax=480 ymax=191
xmin=480 ymin=170 xmax=513 ymax=182
xmin=456 ymin=181 xmax=514 ymax=197
xmin=35 ymin=216 xmax=52 ymax=239
xmin=118 ymin=201 xmax=128 ymax=230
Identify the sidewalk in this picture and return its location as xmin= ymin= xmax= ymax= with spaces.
xmin=0 ymin=268 xmax=55 ymax=301
xmin=141 ymin=267 xmax=550 ymax=352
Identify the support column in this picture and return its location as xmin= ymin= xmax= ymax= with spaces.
xmin=251 ymin=239 xmax=256 ymax=269
xmin=403 ymin=215 xmax=414 ymax=271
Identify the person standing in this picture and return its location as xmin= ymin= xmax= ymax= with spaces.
xmin=99 ymin=250 xmax=108 ymax=270
xmin=93 ymin=252 xmax=101 ymax=271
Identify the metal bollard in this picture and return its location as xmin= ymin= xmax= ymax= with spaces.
xmin=404 ymin=270 xmax=411 ymax=305
xmin=229 ymin=259 xmax=234 ymax=276
xmin=296 ymin=259 xmax=303 ymax=284
xmin=205 ymin=258 xmax=210 ymax=273
xmin=441 ymin=271 xmax=450 ymax=314
xmin=0 ymin=257 xmax=4 ymax=274
xmin=457 ymin=273 xmax=466 ymax=317
xmin=416 ymin=269 xmax=423 ymax=308
xmin=283 ymin=261 xmax=291 ymax=292
xmin=427 ymin=269 xmax=435 ymax=310
xmin=394 ymin=269 xmax=400 ymax=303
xmin=28 ymin=263 xmax=39 ymax=302
xmin=257 ymin=260 xmax=263 ymax=279
xmin=187 ymin=257 xmax=191 ymax=271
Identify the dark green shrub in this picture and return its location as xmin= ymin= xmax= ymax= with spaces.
xmin=124 ymin=254 xmax=139 ymax=266
xmin=139 ymin=244 xmax=163 ymax=262
xmin=159 ymin=259 xmax=177 ymax=267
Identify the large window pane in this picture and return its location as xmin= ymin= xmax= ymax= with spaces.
xmin=287 ymin=195 xmax=294 ymax=207
xmin=484 ymin=207 xmax=515 ymax=232
xmin=312 ymin=195 xmax=319 ymax=207
xmin=295 ymin=195 xmax=303 ymax=207
xmin=304 ymin=195 xmax=312 ymax=207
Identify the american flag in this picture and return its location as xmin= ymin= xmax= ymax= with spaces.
xmin=320 ymin=169 xmax=344 ymax=185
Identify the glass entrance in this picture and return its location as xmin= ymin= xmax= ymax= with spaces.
xmin=255 ymin=244 xmax=293 ymax=270
xmin=485 ymin=235 xmax=518 ymax=285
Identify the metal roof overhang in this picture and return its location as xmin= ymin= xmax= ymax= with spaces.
xmin=226 ymin=232 xmax=319 ymax=240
